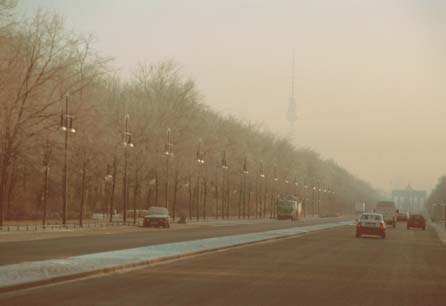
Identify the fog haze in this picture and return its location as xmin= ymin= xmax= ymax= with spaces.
xmin=18 ymin=0 xmax=446 ymax=192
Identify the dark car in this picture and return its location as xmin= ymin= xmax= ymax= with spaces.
xmin=143 ymin=207 xmax=170 ymax=228
xmin=407 ymin=214 xmax=426 ymax=230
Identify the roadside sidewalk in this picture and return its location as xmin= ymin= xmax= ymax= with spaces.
xmin=0 ymin=216 xmax=335 ymax=243
xmin=430 ymin=220 xmax=446 ymax=244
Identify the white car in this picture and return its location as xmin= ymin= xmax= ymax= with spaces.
xmin=356 ymin=213 xmax=386 ymax=239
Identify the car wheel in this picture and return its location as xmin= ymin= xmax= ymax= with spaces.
xmin=423 ymin=226 xmax=426 ymax=231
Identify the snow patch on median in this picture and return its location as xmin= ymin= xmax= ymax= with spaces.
xmin=0 ymin=221 xmax=351 ymax=290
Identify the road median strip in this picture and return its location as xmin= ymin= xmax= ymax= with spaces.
xmin=0 ymin=221 xmax=351 ymax=293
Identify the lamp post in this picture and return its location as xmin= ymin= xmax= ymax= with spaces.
xmin=303 ymin=183 xmax=309 ymax=217
xmin=196 ymin=140 xmax=205 ymax=220
xmin=327 ymin=188 xmax=333 ymax=215
xmin=122 ymin=114 xmax=134 ymax=224
xmin=323 ymin=187 xmax=327 ymax=215
xmin=242 ymin=156 xmax=248 ymax=219
xmin=221 ymin=150 xmax=229 ymax=219
xmin=284 ymin=178 xmax=289 ymax=196
xmin=164 ymin=128 xmax=173 ymax=209
xmin=60 ymin=94 xmax=76 ymax=225
xmin=312 ymin=186 xmax=316 ymax=216
xmin=257 ymin=163 xmax=265 ymax=218
xmin=293 ymin=176 xmax=299 ymax=196
xmin=272 ymin=167 xmax=279 ymax=218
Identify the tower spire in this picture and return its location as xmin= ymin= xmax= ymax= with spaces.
xmin=286 ymin=49 xmax=297 ymax=125
xmin=291 ymin=49 xmax=295 ymax=99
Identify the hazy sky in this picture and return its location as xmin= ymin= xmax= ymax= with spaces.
xmin=17 ymin=0 xmax=446 ymax=192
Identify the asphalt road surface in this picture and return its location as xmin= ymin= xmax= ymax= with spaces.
xmin=0 ymin=217 xmax=345 ymax=265
xmin=2 ymin=222 xmax=445 ymax=306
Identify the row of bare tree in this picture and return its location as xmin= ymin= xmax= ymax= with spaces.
xmin=0 ymin=2 xmax=380 ymax=226
xmin=426 ymin=176 xmax=446 ymax=220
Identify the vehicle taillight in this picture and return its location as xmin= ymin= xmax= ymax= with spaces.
xmin=379 ymin=222 xmax=385 ymax=229
xmin=356 ymin=222 xmax=361 ymax=228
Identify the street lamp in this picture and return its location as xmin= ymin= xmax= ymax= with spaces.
xmin=195 ymin=140 xmax=205 ymax=220
xmin=242 ymin=156 xmax=248 ymax=218
xmin=164 ymin=128 xmax=173 ymax=208
xmin=257 ymin=162 xmax=265 ymax=218
xmin=303 ymin=183 xmax=309 ymax=217
xmin=271 ymin=166 xmax=279 ymax=218
xmin=220 ymin=150 xmax=229 ymax=219
xmin=60 ymin=94 xmax=76 ymax=225
xmin=122 ymin=114 xmax=134 ymax=224
xmin=312 ymin=186 xmax=316 ymax=216
xmin=196 ymin=141 xmax=205 ymax=165
xmin=284 ymin=178 xmax=289 ymax=195
xmin=259 ymin=165 xmax=265 ymax=178
xmin=318 ymin=187 xmax=322 ymax=215
xmin=294 ymin=176 xmax=299 ymax=187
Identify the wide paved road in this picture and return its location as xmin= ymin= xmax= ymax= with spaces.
xmin=0 ymin=217 xmax=345 ymax=265
xmin=2 ymin=223 xmax=446 ymax=306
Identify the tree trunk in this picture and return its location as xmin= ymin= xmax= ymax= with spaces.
xmin=80 ymin=164 xmax=87 ymax=227
xmin=203 ymin=177 xmax=207 ymax=220
xmin=172 ymin=169 xmax=179 ymax=223
xmin=195 ymin=176 xmax=200 ymax=221
xmin=0 ymin=147 xmax=13 ymax=225
xmin=133 ymin=168 xmax=139 ymax=224
xmin=145 ymin=188 xmax=152 ymax=209
xmin=255 ymin=178 xmax=259 ymax=218
xmin=6 ymin=163 xmax=17 ymax=220
xmin=247 ymin=186 xmax=251 ymax=219
xmin=215 ymin=171 xmax=219 ymax=219
xmin=226 ymin=179 xmax=231 ymax=219
xmin=263 ymin=180 xmax=268 ymax=218
xmin=238 ymin=175 xmax=243 ymax=219
xmin=42 ymin=166 xmax=49 ymax=227
xmin=188 ymin=175 xmax=192 ymax=220
xmin=155 ymin=170 xmax=159 ymax=206
xmin=270 ymin=190 xmax=274 ymax=219
xmin=221 ymin=172 xmax=225 ymax=219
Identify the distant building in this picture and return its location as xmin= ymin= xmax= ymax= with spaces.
xmin=392 ymin=185 xmax=426 ymax=213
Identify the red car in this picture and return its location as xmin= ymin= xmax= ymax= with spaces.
xmin=407 ymin=214 xmax=426 ymax=230
xmin=356 ymin=213 xmax=386 ymax=239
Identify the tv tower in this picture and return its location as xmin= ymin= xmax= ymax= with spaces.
xmin=286 ymin=50 xmax=298 ymax=140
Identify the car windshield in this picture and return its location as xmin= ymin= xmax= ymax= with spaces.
xmin=361 ymin=214 xmax=382 ymax=221
xmin=279 ymin=201 xmax=295 ymax=207
xmin=147 ymin=207 xmax=168 ymax=215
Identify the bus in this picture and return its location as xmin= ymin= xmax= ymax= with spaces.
xmin=277 ymin=197 xmax=301 ymax=220
xmin=375 ymin=201 xmax=397 ymax=228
